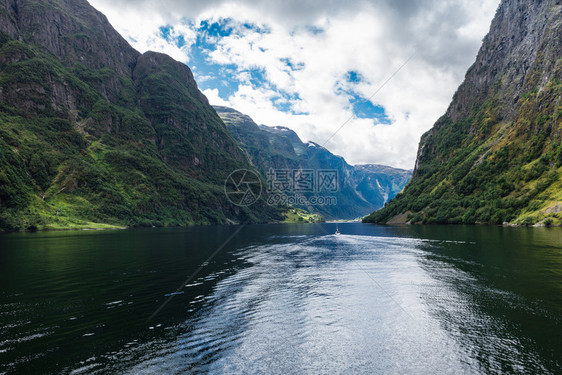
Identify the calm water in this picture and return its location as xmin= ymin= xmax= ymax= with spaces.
xmin=0 ymin=224 xmax=561 ymax=374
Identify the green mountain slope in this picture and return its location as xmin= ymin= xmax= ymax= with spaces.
xmin=0 ymin=0 xmax=282 ymax=230
xmin=215 ymin=106 xmax=411 ymax=220
xmin=364 ymin=0 xmax=562 ymax=226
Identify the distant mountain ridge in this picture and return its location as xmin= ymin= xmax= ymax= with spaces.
xmin=364 ymin=0 xmax=562 ymax=226
xmin=214 ymin=106 xmax=411 ymax=220
xmin=353 ymin=164 xmax=412 ymax=205
xmin=0 ymin=0 xmax=283 ymax=230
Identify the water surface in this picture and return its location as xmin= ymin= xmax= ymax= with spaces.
xmin=0 ymin=224 xmax=560 ymax=374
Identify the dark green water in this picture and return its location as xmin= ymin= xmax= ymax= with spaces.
xmin=0 ymin=224 xmax=560 ymax=374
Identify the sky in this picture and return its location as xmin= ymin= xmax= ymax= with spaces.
xmin=89 ymin=0 xmax=500 ymax=169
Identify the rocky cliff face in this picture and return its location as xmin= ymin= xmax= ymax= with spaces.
xmin=132 ymin=52 xmax=247 ymax=178
xmin=353 ymin=164 xmax=412 ymax=205
xmin=0 ymin=0 xmax=282 ymax=230
xmin=214 ymin=106 xmax=411 ymax=220
xmin=446 ymin=0 xmax=558 ymax=122
xmin=0 ymin=0 xmax=139 ymax=76
xmin=366 ymin=0 xmax=562 ymax=225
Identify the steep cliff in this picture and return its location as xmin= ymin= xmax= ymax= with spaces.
xmin=364 ymin=0 xmax=562 ymax=225
xmin=0 ymin=0 xmax=282 ymax=230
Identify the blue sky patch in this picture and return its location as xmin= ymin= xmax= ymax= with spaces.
xmin=271 ymin=91 xmax=307 ymax=114
xmin=305 ymin=25 xmax=324 ymax=35
xmin=281 ymin=58 xmax=305 ymax=71
xmin=159 ymin=25 xmax=187 ymax=47
xmin=349 ymin=95 xmax=391 ymax=123
xmin=346 ymin=70 xmax=363 ymax=83
xmin=199 ymin=19 xmax=236 ymax=38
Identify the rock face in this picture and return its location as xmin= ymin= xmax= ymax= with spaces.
xmin=0 ymin=0 xmax=139 ymax=77
xmin=214 ymin=106 xmax=411 ymax=220
xmin=0 ymin=0 xmax=282 ymax=230
xmin=353 ymin=164 xmax=412 ymax=205
xmin=365 ymin=0 xmax=562 ymax=225
xmin=446 ymin=0 xmax=561 ymax=124
xmin=132 ymin=52 xmax=246 ymax=178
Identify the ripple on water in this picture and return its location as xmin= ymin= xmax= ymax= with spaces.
xmin=3 ymin=226 xmax=558 ymax=374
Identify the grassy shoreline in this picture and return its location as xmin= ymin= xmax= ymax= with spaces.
xmin=4 ymin=219 xmax=562 ymax=234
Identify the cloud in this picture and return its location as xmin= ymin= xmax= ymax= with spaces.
xmin=89 ymin=0 xmax=500 ymax=169
xmin=89 ymin=1 xmax=197 ymax=62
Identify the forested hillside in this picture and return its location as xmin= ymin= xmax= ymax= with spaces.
xmin=0 ymin=0 xmax=283 ymax=230
xmin=365 ymin=0 xmax=562 ymax=226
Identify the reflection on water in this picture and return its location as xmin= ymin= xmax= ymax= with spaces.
xmin=0 ymin=224 xmax=560 ymax=374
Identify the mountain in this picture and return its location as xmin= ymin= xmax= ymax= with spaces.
xmin=214 ymin=106 xmax=411 ymax=220
xmin=353 ymin=164 xmax=412 ymax=206
xmin=364 ymin=0 xmax=562 ymax=226
xmin=0 ymin=0 xmax=283 ymax=230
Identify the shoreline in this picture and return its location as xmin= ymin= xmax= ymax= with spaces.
xmin=3 ymin=220 xmax=562 ymax=234
xmin=364 ymin=222 xmax=562 ymax=228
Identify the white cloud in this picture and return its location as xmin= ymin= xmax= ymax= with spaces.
xmin=89 ymin=0 xmax=500 ymax=169
xmin=89 ymin=1 xmax=197 ymax=62
xmin=201 ymin=88 xmax=230 ymax=106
